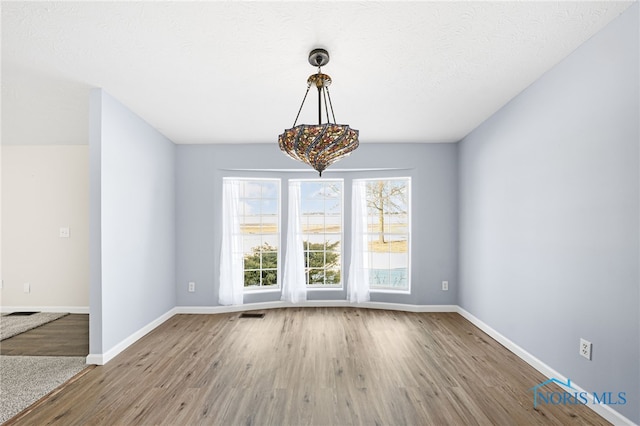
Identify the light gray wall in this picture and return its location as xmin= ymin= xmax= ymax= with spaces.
xmin=459 ymin=5 xmax=639 ymax=423
xmin=175 ymin=143 xmax=458 ymax=306
xmin=89 ymin=89 xmax=176 ymax=355
xmin=89 ymin=91 xmax=103 ymax=353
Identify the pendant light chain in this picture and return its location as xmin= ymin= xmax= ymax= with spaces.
xmin=325 ymin=86 xmax=337 ymax=124
xmin=292 ymin=84 xmax=312 ymax=127
xmin=322 ymin=86 xmax=330 ymax=124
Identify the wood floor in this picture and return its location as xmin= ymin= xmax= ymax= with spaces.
xmin=8 ymin=308 xmax=609 ymax=425
xmin=0 ymin=314 xmax=89 ymax=356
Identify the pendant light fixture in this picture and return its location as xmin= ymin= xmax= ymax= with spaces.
xmin=278 ymin=48 xmax=359 ymax=176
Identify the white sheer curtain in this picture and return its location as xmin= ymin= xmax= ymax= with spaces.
xmin=281 ymin=181 xmax=307 ymax=303
xmin=219 ymin=178 xmax=244 ymax=305
xmin=348 ymin=180 xmax=370 ymax=303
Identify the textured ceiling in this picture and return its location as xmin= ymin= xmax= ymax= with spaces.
xmin=1 ymin=1 xmax=633 ymax=145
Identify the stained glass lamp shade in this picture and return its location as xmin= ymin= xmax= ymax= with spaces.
xmin=278 ymin=49 xmax=359 ymax=176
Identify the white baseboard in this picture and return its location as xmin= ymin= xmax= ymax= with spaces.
xmin=86 ymin=307 xmax=177 ymax=366
xmin=85 ymin=353 xmax=103 ymax=365
xmin=1 ymin=305 xmax=89 ymax=314
xmin=175 ymin=300 xmax=458 ymax=314
xmin=456 ymin=306 xmax=636 ymax=426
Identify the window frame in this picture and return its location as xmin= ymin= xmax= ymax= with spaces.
xmin=294 ymin=178 xmax=345 ymax=290
xmin=358 ymin=177 xmax=412 ymax=294
xmin=233 ymin=178 xmax=282 ymax=293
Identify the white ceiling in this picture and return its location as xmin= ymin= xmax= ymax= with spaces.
xmin=1 ymin=1 xmax=633 ymax=145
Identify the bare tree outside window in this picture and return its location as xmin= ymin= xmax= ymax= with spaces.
xmin=366 ymin=180 xmax=408 ymax=249
xmin=363 ymin=178 xmax=410 ymax=290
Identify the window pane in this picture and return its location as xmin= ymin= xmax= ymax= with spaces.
xmin=382 ymin=234 xmax=408 ymax=254
xmin=243 ymin=236 xmax=262 ymax=255
xmin=390 ymin=269 xmax=408 ymax=288
xmin=261 ymin=270 xmax=278 ymax=286
xmin=242 ymin=181 xmax=262 ymax=198
xmin=261 ymin=181 xmax=278 ymax=198
xmin=261 ymin=234 xmax=279 ymax=249
xmin=244 ymin=270 xmax=260 ymax=287
xmin=244 ymin=199 xmax=261 ymax=215
xmin=261 ymin=198 xmax=278 ymax=215
xmin=325 ymin=215 xmax=341 ymax=233
xmin=301 ymin=215 xmax=324 ymax=233
xmin=305 ymin=250 xmax=327 ymax=268
xmin=325 ymin=269 xmax=341 ymax=285
xmin=303 ymin=234 xmax=325 ymax=246
xmin=308 ymin=269 xmax=324 ymax=285
xmin=325 ymin=237 xmax=341 ymax=253
xmin=369 ymin=269 xmax=390 ymax=287
xmin=303 ymin=182 xmax=324 ymax=198
xmin=393 ymin=217 xmax=409 ymax=233
xmin=301 ymin=199 xmax=325 ymax=215
xmin=370 ymin=251 xmax=391 ymax=270
xmin=261 ymin=251 xmax=277 ymax=268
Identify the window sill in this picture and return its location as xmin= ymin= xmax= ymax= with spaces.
xmin=244 ymin=287 xmax=281 ymax=294
xmin=307 ymin=286 xmax=344 ymax=291
xmin=369 ymin=288 xmax=411 ymax=295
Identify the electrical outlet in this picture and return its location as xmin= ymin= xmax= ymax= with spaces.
xmin=188 ymin=281 xmax=196 ymax=292
xmin=59 ymin=227 xmax=70 ymax=238
xmin=580 ymin=338 xmax=592 ymax=360
xmin=442 ymin=281 xmax=449 ymax=291
xmin=23 ymin=282 xmax=30 ymax=293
